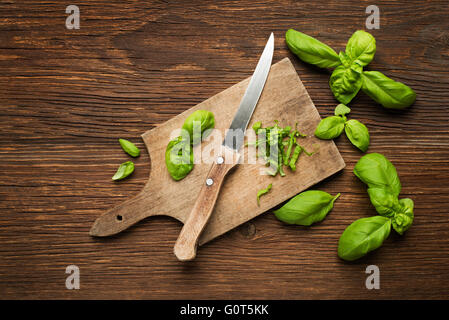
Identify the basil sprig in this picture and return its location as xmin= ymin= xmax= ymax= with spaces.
xmin=338 ymin=153 xmax=414 ymax=261
xmin=274 ymin=190 xmax=340 ymax=226
xmin=315 ymin=104 xmax=370 ymax=152
xmin=286 ymin=29 xmax=416 ymax=109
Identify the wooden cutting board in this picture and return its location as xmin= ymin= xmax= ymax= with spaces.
xmin=90 ymin=57 xmax=345 ymax=245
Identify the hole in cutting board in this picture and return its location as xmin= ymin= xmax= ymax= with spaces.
xmin=116 ymin=215 xmax=123 ymax=221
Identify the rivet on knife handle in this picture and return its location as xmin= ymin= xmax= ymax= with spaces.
xmin=174 ymin=147 xmax=239 ymax=261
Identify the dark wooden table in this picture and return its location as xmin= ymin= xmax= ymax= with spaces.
xmin=1 ymin=0 xmax=448 ymax=299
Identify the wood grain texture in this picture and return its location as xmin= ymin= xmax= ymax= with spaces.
xmin=89 ymin=58 xmax=345 ymax=247
xmin=1 ymin=0 xmax=449 ymax=299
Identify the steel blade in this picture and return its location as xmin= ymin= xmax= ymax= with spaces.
xmin=223 ymin=33 xmax=274 ymax=151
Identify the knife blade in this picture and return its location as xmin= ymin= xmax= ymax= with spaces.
xmin=173 ymin=33 xmax=274 ymax=261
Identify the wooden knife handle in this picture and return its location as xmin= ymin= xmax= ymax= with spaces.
xmin=174 ymin=145 xmax=240 ymax=261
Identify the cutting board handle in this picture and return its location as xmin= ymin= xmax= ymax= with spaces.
xmin=89 ymin=185 xmax=161 ymax=237
xmin=173 ymin=146 xmax=239 ymax=261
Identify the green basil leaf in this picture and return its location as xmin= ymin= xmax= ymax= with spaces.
xmin=392 ymin=198 xmax=414 ymax=235
xmin=165 ymin=136 xmax=193 ymax=181
xmin=350 ymin=60 xmax=363 ymax=74
xmin=274 ymin=190 xmax=340 ymax=226
xmin=334 ymin=104 xmax=351 ymax=117
xmin=112 ymin=161 xmax=134 ymax=181
xmin=314 ymin=116 xmax=345 ymax=139
xmin=285 ymin=29 xmax=341 ymax=69
xmin=329 ymin=65 xmax=362 ymax=105
xmin=362 ymin=71 xmax=416 ymax=109
xmin=118 ymin=139 xmax=140 ymax=157
xmin=353 ymin=153 xmax=401 ymax=196
xmin=257 ymin=183 xmax=272 ymax=206
xmin=252 ymin=121 xmax=262 ymax=134
xmin=338 ymin=51 xmax=352 ymax=68
xmin=344 ymin=119 xmax=370 ymax=152
xmin=367 ymin=187 xmax=401 ymax=218
xmin=182 ymin=110 xmax=215 ymax=145
xmin=345 ymin=30 xmax=376 ymax=67
xmin=338 ymin=216 xmax=391 ymax=261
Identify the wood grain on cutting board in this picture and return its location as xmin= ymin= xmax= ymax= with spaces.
xmin=90 ymin=58 xmax=346 ymax=244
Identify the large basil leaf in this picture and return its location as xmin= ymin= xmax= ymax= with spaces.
xmin=314 ymin=116 xmax=345 ymax=139
xmin=182 ymin=110 xmax=215 ymax=145
xmin=353 ymin=153 xmax=401 ymax=196
xmin=392 ymin=198 xmax=414 ymax=235
xmin=344 ymin=119 xmax=370 ymax=152
xmin=362 ymin=71 xmax=416 ymax=109
xmin=367 ymin=187 xmax=400 ymax=217
xmin=338 ymin=216 xmax=391 ymax=261
xmin=165 ymin=136 xmax=194 ymax=181
xmin=329 ymin=65 xmax=363 ymax=105
xmin=285 ymin=29 xmax=341 ymax=69
xmin=345 ymin=30 xmax=376 ymax=67
xmin=274 ymin=190 xmax=340 ymax=226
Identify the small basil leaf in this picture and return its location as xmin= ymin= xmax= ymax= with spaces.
xmin=112 ymin=161 xmax=134 ymax=181
xmin=334 ymin=104 xmax=351 ymax=117
xmin=118 ymin=139 xmax=140 ymax=157
xmin=182 ymin=110 xmax=215 ymax=145
xmin=345 ymin=30 xmax=376 ymax=67
xmin=392 ymin=198 xmax=414 ymax=235
xmin=252 ymin=121 xmax=262 ymax=134
xmin=285 ymin=29 xmax=341 ymax=69
xmin=344 ymin=119 xmax=370 ymax=152
xmin=165 ymin=136 xmax=194 ymax=181
xmin=329 ymin=65 xmax=363 ymax=105
xmin=367 ymin=187 xmax=401 ymax=218
xmin=314 ymin=116 xmax=345 ymax=139
xmin=274 ymin=190 xmax=340 ymax=226
xmin=353 ymin=153 xmax=401 ymax=196
xmin=338 ymin=216 xmax=391 ymax=261
xmin=257 ymin=183 xmax=272 ymax=206
xmin=362 ymin=71 xmax=416 ymax=109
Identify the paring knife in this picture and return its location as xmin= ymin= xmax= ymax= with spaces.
xmin=173 ymin=33 xmax=274 ymax=261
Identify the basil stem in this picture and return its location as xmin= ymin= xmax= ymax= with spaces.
xmin=289 ymin=144 xmax=302 ymax=172
xmin=284 ymin=132 xmax=296 ymax=165
xmin=257 ymin=183 xmax=272 ymax=206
